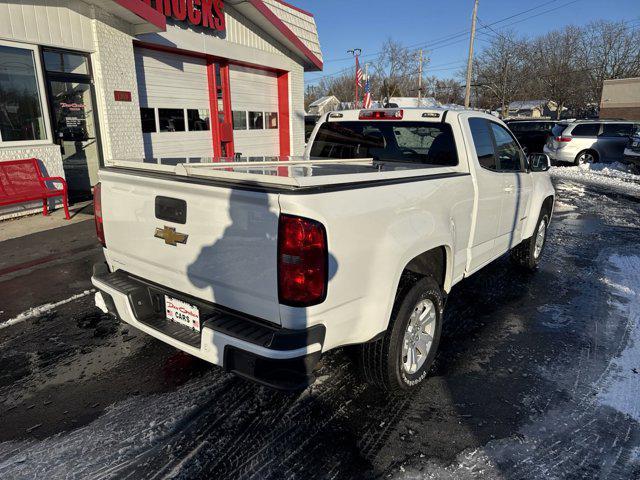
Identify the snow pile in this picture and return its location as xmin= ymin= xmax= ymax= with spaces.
xmin=596 ymin=254 xmax=640 ymax=421
xmin=550 ymin=162 xmax=640 ymax=196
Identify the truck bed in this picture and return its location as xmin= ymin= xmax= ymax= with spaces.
xmin=107 ymin=157 xmax=463 ymax=190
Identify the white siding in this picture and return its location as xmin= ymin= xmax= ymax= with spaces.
xmin=262 ymin=0 xmax=322 ymax=61
xmin=229 ymin=65 xmax=279 ymax=157
xmin=135 ymin=48 xmax=213 ymax=158
xmin=0 ymin=0 xmax=94 ymax=52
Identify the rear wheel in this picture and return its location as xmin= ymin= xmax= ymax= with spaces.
xmin=360 ymin=277 xmax=443 ymax=392
xmin=575 ymin=150 xmax=598 ymax=165
xmin=510 ymin=209 xmax=550 ymax=270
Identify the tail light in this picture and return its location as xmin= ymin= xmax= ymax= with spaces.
xmin=94 ymin=182 xmax=105 ymax=247
xmin=278 ymin=214 xmax=327 ymax=307
xmin=359 ymin=109 xmax=403 ymax=120
xmin=554 ymin=136 xmax=572 ymax=142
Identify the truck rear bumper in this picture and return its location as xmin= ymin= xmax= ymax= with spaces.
xmin=91 ymin=264 xmax=324 ymax=390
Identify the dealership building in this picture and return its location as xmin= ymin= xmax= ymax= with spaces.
xmin=0 ymin=0 xmax=322 ymax=218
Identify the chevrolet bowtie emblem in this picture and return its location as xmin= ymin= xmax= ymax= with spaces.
xmin=154 ymin=226 xmax=189 ymax=246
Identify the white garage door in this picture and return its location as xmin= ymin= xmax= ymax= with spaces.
xmin=135 ymin=48 xmax=213 ymax=159
xmin=229 ymin=65 xmax=280 ymax=157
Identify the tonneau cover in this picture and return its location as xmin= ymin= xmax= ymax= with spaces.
xmin=107 ymin=157 xmax=459 ymax=189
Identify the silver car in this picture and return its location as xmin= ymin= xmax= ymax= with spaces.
xmin=544 ymin=120 xmax=638 ymax=165
xmin=623 ymin=129 xmax=640 ymax=167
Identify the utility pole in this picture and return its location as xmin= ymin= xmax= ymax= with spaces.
xmin=464 ymin=0 xmax=479 ymax=108
xmin=418 ymin=49 xmax=424 ymax=103
xmin=347 ymin=48 xmax=362 ymax=109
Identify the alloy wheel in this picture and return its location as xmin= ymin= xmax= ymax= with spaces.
xmin=534 ymin=218 xmax=547 ymax=259
xmin=402 ymin=299 xmax=437 ymax=374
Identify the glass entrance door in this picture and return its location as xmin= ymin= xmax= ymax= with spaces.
xmin=43 ymin=49 xmax=101 ymax=199
xmin=49 ymin=80 xmax=99 ymax=195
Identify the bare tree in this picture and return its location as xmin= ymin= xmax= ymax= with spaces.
xmin=424 ymin=76 xmax=465 ymax=105
xmin=373 ymin=38 xmax=426 ymax=100
xmin=304 ymin=20 xmax=640 ymax=117
xmin=527 ymin=26 xmax=588 ymax=119
xmin=473 ymin=30 xmax=526 ymax=117
xmin=578 ymin=20 xmax=640 ymax=104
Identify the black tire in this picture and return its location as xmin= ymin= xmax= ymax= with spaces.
xmin=510 ymin=209 xmax=550 ymax=270
xmin=360 ymin=276 xmax=444 ymax=392
xmin=574 ymin=149 xmax=598 ymax=166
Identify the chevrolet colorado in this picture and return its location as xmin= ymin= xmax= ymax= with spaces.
xmin=92 ymin=108 xmax=555 ymax=391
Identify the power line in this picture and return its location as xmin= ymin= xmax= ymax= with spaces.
xmin=322 ymin=0 xmax=565 ymax=64
xmin=308 ymin=0 xmax=585 ymax=84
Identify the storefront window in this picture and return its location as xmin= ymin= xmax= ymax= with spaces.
xmin=158 ymin=108 xmax=185 ymax=132
xmin=233 ymin=111 xmax=247 ymax=130
xmin=249 ymin=111 xmax=264 ymax=130
xmin=140 ymin=108 xmax=156 ymax=133
xmin=187 ymin=109 xmax=210 ymax=131
xmin=0 ymin=45 xmax=46 ymax=142
xmin=43 ymin=50 xmax=88 ymax=75
xmin=266 ymin=112 xmax=278 ymax=129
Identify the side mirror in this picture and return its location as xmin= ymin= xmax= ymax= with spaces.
xmin=528 ymin=153 xmax=551 ymax=172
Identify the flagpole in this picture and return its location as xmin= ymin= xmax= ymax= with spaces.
xmin=348 ymin=48 xmax=361 ymax=109
xmin=364 ymin=63 xmax=369 ymax=108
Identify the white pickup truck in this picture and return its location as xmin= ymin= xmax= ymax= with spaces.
xmin=92 ymin=108 xmax=555 ymax=391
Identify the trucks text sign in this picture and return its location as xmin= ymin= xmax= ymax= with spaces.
xmin=145 ymin=0 xmax=225 ymax=31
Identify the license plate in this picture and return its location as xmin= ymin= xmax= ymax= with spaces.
xmin=165 ymin=296 xmax=200 ymax=331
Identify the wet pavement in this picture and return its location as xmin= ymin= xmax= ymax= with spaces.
xmin=0 ymin=177 xmax=639 ymax=479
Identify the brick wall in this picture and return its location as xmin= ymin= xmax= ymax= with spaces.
xmin=600 ymin=107 xmax=640 ymax=121
xmin=90 ymin=10 xmax=144 ymax=163
xmin=289 ymin=65 xmax=305 ymax=155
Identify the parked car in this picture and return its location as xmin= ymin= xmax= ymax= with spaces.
xmin=506 ymin=119 xmax=556 ymax=154
xmin=623 ymin=127 xmax=640 ymax=167
xmin=91 ymin=108 xmax=555 ymax=392
xmin=544 ymin=119 xmax=638 ymax=165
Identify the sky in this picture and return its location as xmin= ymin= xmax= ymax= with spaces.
xmin=295 ymin=0 xmax=640 ymax=87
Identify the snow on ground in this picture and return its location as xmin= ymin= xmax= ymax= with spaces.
xmin=596 ymin=254 xmax=640 ymax=422
xmin=550 ymin=162 xmax=640 ymax=196
xmin=390 ymin=252 xmax=640 ymax=479
xmin=0 ymin=290 xmax=94 ymax=330
xmin=0 ymin=371 xmax=233 ymax=479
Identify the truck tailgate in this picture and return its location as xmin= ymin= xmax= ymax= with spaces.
xmin=99 ymin=169 xmax=281 ymax=325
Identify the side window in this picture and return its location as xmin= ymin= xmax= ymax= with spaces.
xmin=489 ymin=122 xmax=524 ymax=172
xmin=601 ymin=123 xmax=634 ymax=137
xmin=469 ymin=118 xmax=496 ymax=170
xmin=571 ymin=123 xmax=600 ymax=137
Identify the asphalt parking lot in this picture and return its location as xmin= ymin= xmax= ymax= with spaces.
xmin=0 ymin=176 xmax=639 ymax=479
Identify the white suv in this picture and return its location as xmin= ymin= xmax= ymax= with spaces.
xmin=544 ymin=120 xmax=638 ymax=165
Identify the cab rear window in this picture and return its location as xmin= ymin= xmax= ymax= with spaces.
xmin=310 ymin=121 xmax=458 ymax=166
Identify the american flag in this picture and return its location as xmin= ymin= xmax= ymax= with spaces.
xmin=355 ymin=56 xmax=363 ymax=88
xmin=363 ymin=78 xmax=372 ymax=109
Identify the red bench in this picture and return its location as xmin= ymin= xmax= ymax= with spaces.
xmin=0 ymin=158 xmax=70 ymax=220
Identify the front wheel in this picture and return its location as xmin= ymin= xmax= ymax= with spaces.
xmin=510 ymin=210 xmax=550 ymax=270
xmin=360 ymin=277 xmax=444 ymax=392
xmin=575 ymin=150 xmax=597 ymax=165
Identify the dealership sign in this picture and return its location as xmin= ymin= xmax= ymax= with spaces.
xmin=145 ymin=0 xmax=225 ymax=31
